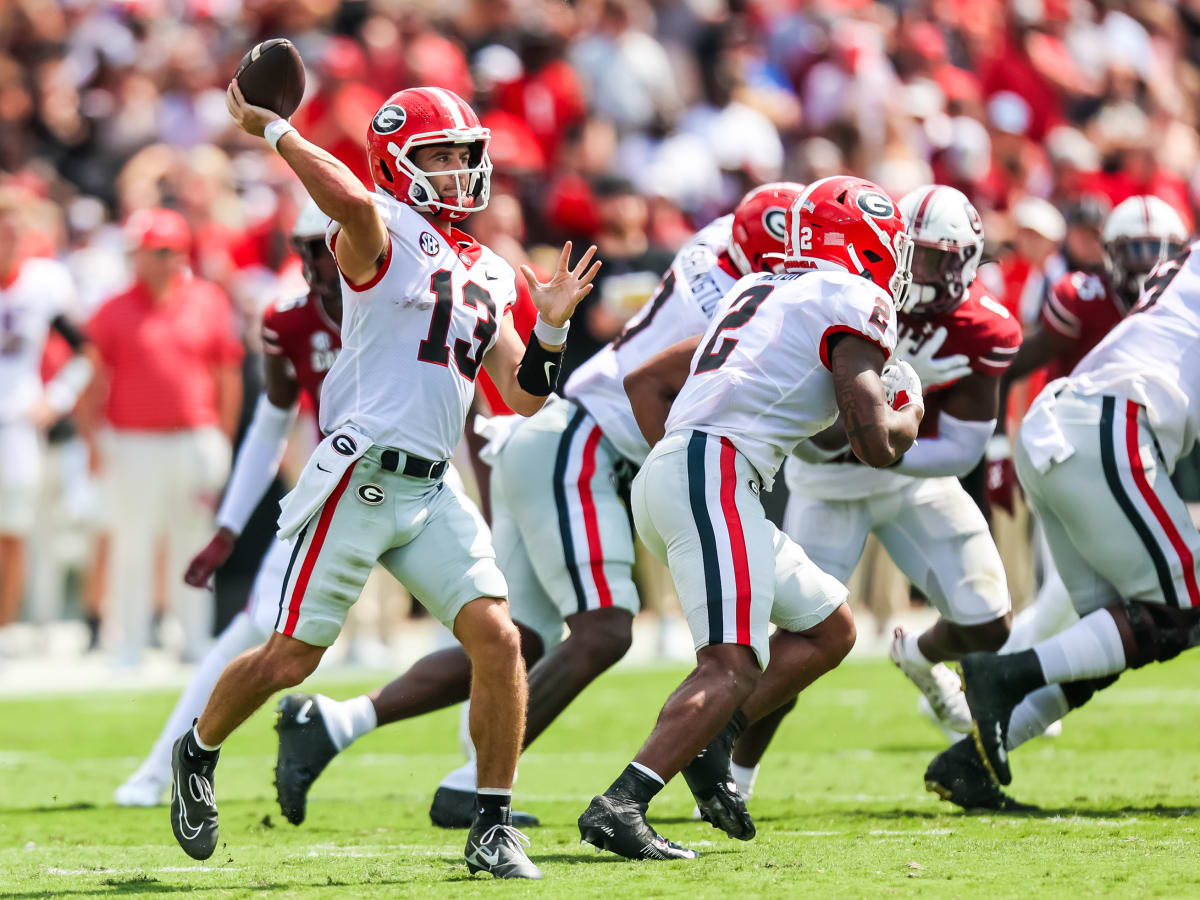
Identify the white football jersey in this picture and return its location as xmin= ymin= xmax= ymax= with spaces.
xmin=319 ymin=194 xmax=517 ymax=460
xmin=1060 ymin=241 xmax=1200 ymax=469
xmin=665 ymin=269 xmax=898 ymax=489
xmin=565 ymin=214 xmax=737 ymax=464
xmin=0 ymin=257 xmax=78 ymax=423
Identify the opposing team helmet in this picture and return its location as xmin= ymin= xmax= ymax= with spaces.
xmin=290 ymin=198 xmax=338 ymax=301
xmin=366 ymin=87 xmax=492 ymax=222
xmin=783 ymin=176 xmax=913 ymax=307
xmin=728 ymin=181 xmax=805 ymax=275
xmin=1102 ymin=195 xmax=1188 ymax=307
xmin=897 ymin=185 xmax=985 ymax=315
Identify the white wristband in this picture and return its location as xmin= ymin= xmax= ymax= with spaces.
xmin=533 ymin=314 xmax=570 ymax=346
xmin=264 ymin=119 xmax=297 ymax=153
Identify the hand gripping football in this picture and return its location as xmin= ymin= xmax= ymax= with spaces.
xmin=234 ymin=39 xmax=306 ymax=118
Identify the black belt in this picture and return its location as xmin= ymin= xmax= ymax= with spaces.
xmin=379 ymin=448 xmax=447 ymax=479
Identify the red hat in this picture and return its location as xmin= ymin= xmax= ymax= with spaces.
xmin=126 ymin=208 xmax=191 ymax=252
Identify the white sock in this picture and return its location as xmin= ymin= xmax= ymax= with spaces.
xmin=192 ymin=724 xmax=221 ymax=752
xmin=440 ymin=759 xmax=478 ymax=793
xmin=903 ymin=632 xmax=934 ymax=668
xmin=1033 ymin=609 xmax=1126 ymax=684
xmin=731 ymin=762 xmax=759 ymax=799
xmin=631 ymin=761 xmax=665 ymax=785
xmin=1005 ymin=685 xmax=1069 ymax=750
xmin=139 ymin=613 xmax=264 ymax=782
xmin=314 ymin=694 xmax=378 ymax=751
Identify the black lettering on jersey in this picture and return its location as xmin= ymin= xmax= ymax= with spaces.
xmin=1133 ymin=247 xmax=1190 ymax=314
xmin=694 ymin=284 xmax=774 ymax=373
xmin=416 ymin=269 xmax=498 ymax=381
xmin=613 ymin=270 xmax=675 ymax=350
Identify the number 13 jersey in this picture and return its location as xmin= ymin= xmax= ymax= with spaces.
xmin=319 ymin=193 xmax=517 ymax=460
xmin=664 ymin=269 xmax=898 ymax=489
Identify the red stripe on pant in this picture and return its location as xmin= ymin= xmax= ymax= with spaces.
xmin=576 ymin=425 xmax=613 ymax=608
xmin=718 ymin=437 xmax=752 ymax=644
xmin=1124 ymin=399 xmax=1200 ymax=607
xmin=283 ymin=463 xmax=358 ymax=636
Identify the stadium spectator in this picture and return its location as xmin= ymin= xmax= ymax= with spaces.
xmin=85 ymin=208 xmax=242 ymax=668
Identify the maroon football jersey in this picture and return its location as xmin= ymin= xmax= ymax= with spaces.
xmin=260 ymin=293 xmax=340 ymax=418
xmin=898 ymin=281 xmax=1023 ymax=438
xmin=1039 ymin=270 xmax=1124 ymax=382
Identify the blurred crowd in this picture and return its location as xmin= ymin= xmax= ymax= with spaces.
xmin=3 ymin=0 xmax=1200 ymax=668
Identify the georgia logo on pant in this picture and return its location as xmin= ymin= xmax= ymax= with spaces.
xmin=357 ymin=483 xmax=385 ymax=505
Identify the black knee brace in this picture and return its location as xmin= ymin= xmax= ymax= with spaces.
xmin=1126 ymin=602 xmax=1200 ymax=667
xmin=1061 ymin=673 xmax=1120 ymax=710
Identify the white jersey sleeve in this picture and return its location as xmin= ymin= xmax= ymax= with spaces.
xmin=664 ymin=269 xmax=897 ymax=489
xmin=0 ymin=257 xmax=79 ymax=423
xmin=1056 ymin=241 xmax=1200 ymax=469
xmin=564 ymin=215 xmax=736 ymax=464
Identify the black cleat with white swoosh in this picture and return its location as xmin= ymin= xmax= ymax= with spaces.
xmin=169 ymin=729 xmax=219 ymax=860
xmin=464 ymin=815 xmax=542 ymax=879
xmin=959 ymin=652 xmax=1039 ymax=787
xmin=274 ymin=693 xmax=340 ymax=825
xmin=578 ymin=794 xmax=699 ymax=861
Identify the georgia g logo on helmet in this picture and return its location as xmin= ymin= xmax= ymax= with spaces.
xmin=761 ymin=207 xmax=788 ymax=243
xmin=371 ymin=105 xmax=407 ymax=135
xmin=857 ymin=191 xmax=895 ymax=219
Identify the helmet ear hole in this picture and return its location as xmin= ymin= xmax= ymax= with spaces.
xmin=862 ymin=249 xmax=883 ymax=263
xmin=379 ymin=158 xmax=394 ymax=182
xmin=836 ymin=190 xmax=848 ymax=204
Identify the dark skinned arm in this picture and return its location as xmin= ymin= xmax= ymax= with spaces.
xmin=829 ymin=334 xmax=921 ymax=468
xmin=624 ymin=335 xmax=704 ymax=447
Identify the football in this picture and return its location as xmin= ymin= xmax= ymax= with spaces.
xmin=234 ymin=38 xmax=306 ymax=119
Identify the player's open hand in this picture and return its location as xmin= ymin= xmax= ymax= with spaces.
xmin=183 ymin=528 xmax=236 ymax=589
xmin=225 ymin=79 xmax=280 ymax=138
xmin=521 ymin=241 xmax=602 ymax=329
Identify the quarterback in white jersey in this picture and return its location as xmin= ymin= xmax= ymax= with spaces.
xmin=927 ymin=240 xmax=1200 ymax=811
xmin=578 ymin=176 xmax=923 ymax=861
xmin=267 ymin=183 xmax=806 ymax=833
xmin=0 ymin=195 xmax=94 ymax=632
xmin=169 ymin=83 xmax=599 ymax=881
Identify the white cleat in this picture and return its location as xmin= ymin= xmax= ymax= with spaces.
xmin=1042 ymin=719 xmax=1063 ymax=739
xmin=889 ymin=628 xmax=972 ymax=734
xmin=115 ymin=770 xmax=169 ymax=807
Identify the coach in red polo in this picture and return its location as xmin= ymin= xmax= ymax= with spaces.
xmin=88 ymin=208 xmax=243 ymax=668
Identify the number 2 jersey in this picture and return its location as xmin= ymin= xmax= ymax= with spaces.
xmin=787 ymin=281 xmax=1022 ymax=499
xmin=565 ymin=214 xmax=738 ymax=465
xmin=664 ymin=268 xmax=899 ymax=490
xmin=1037 ymin=241 xmax=1200 ymax=470
xmin=319 ymin=193 xmax=517 ymax=460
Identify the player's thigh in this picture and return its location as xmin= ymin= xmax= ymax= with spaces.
xmin=875 ymin=478 xmax=1010 ymax=625
xmin=1036 ymin=398 xmax=1200 ymax=611
xmin=643 ymin=431 xmax=776 ymax=668
xmin=247 ymin=536 xmax=295 ymax=635
xmin=1029 ymin=495 xmax=1120 ymax=616
xmin=769 ymin=524 xmax=850 ymax=633
xmin=781 ymin=491 xmax=869 ymax=585
xmin=498 ymin=400 xmax=638 ymax=620
xmin=378 ymin=479 xmax=508 ymax=633
xmin=275 ymin=461 xmax=397 ymax=647
xmin=491 ymin=467 xmax=563 ymax=652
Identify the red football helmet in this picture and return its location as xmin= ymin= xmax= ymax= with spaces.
xmin=366 ymin=87 xmax=492 ymax=222
xmin=782 ymin=176 xmax=913 ymax=306
xmin=728 ymin=181 xmax=805 ymax=275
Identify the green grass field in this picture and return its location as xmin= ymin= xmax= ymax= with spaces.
xmin=4 ymin=655 xmax=1200 ymax=899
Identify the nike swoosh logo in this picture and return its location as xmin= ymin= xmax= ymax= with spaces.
xmin=466 ymin=845 xmax=501 ymax=868
xmin=544 ymin=361 xmax=556 ymax=382
xmin=485 ymin=273 xmax=499 ymax=280
xmin=175 ymin=769 xmax=202 ymax=840
xmin=316 ymin=462 xmax=331 ymax=473
xmin=294 ymin=699 xmax=313 ymax=726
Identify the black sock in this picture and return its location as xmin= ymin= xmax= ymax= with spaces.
xmin=1003 ymin=649 xmax=1050 ymax=695
xmin=84 ymin=613 xmax=101 ymax=649
xmin=605 ymin=764 xmax=664 ymax=804
xmin=475 ymin=790 xmax=512 ymax=824
xmin=182 ymin=723 xmax=219 ymax=763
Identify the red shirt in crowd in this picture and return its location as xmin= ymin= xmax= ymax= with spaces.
xmin=88 ymin=276 xmax=243 ymax=430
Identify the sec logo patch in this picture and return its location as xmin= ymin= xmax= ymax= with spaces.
xmin=419 ymin=232 xmax=440 ymax=256
xmin=357 ymin=483 xmax=385 ymax=505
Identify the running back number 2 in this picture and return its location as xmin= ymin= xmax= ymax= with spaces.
xmin=694 ymin=284 xmax=774 ymax=373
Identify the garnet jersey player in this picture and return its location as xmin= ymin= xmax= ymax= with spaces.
xmin=762 ymin=186 xmax=1020 ymax=761
xmin=271 ymin=183 xmax=806 ymax=833
xmin=578 ymin=176 xmax=920 ymax=860
xmin=116 ymin=201 xmax=342 ymax=807
xmin=928 ymin=237 xmax=1200 ymax=811
xmin=172 ymin=83 xmax=598 ymax=879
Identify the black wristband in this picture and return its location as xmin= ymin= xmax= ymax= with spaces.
xmin=516 ymin=337 xmax=565 ymax=396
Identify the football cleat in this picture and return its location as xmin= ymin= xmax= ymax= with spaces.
xmin=429 ymin=786 xmax=539 ymax=830
xmin=578 ymin=794 xmax=699 ymax=861
xmin=925 ymin=738 xmax=1037 ymax=812
xmin=680 ymin=711 xmax=755 ymax=841
xmin=169 ymin=732 xmax=219 ymax=860
xmin=274 ymin=693 xmax=340 ymax=825
xmin=464 ymin=819 xmax=542 ymax=879
xmin=115 ymin=769 xmax=168 ymax=807
xmin=959 ymin=652 xmax=1032 ymax=786
xmin=890 ymin=628 xmax=972 ymax=734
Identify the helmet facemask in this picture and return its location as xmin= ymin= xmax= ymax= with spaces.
xmin=903 ymin=240 xmax=977 ymax=315
xmin=388 ymin=135 xmax=493 ymax=221
xmin=1106 ymin=236 xmax=1185 ymax=310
